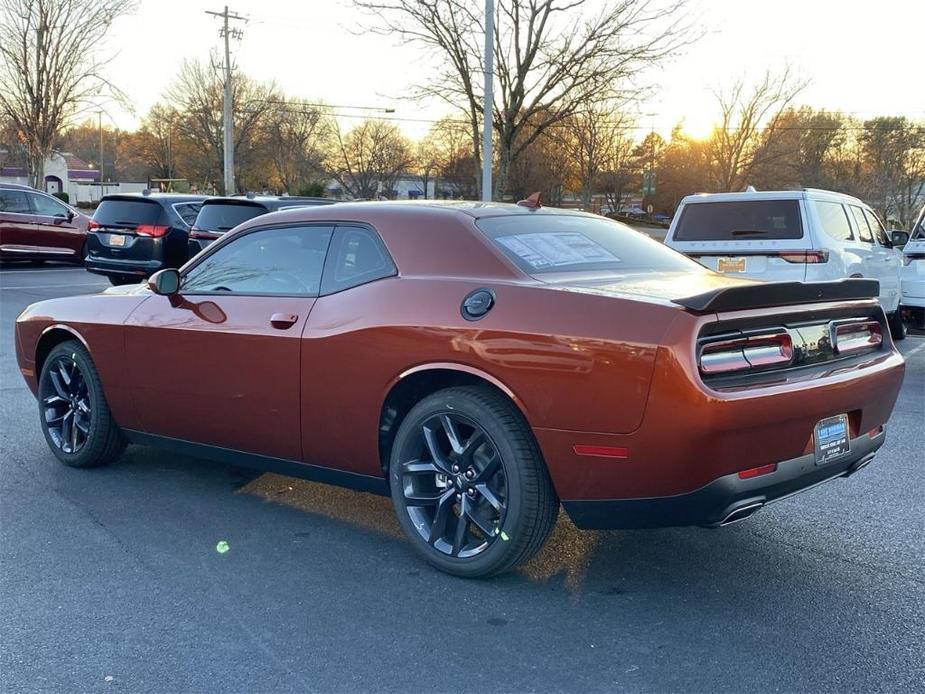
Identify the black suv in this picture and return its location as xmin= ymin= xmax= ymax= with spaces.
xmin=85 ymin=193 xmax=207 ymax=285
xmin=187 ymin=195 xmax=336 ymax=257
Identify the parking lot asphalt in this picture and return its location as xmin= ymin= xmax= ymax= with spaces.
xmin=1 ymin=263 xmax=923 ymax=693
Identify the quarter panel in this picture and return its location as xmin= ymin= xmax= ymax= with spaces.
xmin=300 ymin=276 xmax=676 ymax=476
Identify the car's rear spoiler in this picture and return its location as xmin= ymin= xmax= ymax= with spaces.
xmin=673 ymin=278 xmax=880 ymax=313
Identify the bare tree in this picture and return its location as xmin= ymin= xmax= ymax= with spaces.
xmin=356 ymin=0 xmax=691 ymax=198
xmin=166 ymin=60 xmax=280 ymax=194
xmin=330 ymin=119 xmax=414 ymax=199
xmin=261 ymin=100 xmax=331 ymax=193
xmin=708 ymin=68 xmax=808 ymax=191
xmin=0 ymin=0 xmax=135 ymax=187
xmin=860 ymin=117 xmax=925 ymax=226
xmin=559 ymin=105 xmax=635 ymax=208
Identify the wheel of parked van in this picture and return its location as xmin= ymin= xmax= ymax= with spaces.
xmin=887 ymin=311 xmax=906 ymax=341
xmin=389 ymin=386 xmax=559 ymax=577
xmin=38 ymin=341 xmax=125 ymax=468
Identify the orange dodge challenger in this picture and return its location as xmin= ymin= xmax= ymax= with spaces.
xmin=15 ymin=200 xmax=905 ymax=577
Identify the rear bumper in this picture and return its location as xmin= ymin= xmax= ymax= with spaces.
xmin=84 ymin=256 xmax=164 ymax=278
xmin=563 ymin=430 xmax=885 ymax=529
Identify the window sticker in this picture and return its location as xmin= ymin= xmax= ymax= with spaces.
xmin=496 ymin=232 xmax=621 ymax=269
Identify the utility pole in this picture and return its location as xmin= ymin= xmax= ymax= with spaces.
xmin=481 ymin=0 xmax=494 ymax=202
xmin=206 ymin=6 xmax=246 ymax=195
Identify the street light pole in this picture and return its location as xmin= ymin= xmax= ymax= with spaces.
xmin=481 ymin=0 xmax=494 ymax=202
xmin=98 ymin=110 xmax=103 ymax=185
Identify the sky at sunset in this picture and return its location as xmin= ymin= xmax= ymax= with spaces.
xmin=99 ymin=0 xmax=924 ymax=141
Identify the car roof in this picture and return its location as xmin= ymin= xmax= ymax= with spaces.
xmin=258 ymin=199 xmax=599 ymax=221
xmin=678 ymin=189 xmax=866 ymax=206
xmin=202 ymin=196 xmax=337 ymax=210
xmin=100 ymin=193 xmax=209 ymax=205
xmin=0 ymin=182 xmax=36 ymax=191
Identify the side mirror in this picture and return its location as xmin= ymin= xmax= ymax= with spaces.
xmin=148 ymin=268 xmax=180 ymax=296
xmin=890 ymin=230 xmax=909 ymax=248
xmin=67 ymin=209 xmax=76 ymax=222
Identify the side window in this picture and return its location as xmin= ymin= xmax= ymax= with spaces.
xmin=182 ymin=225 xmax=334 ymax=296
xmin=29 ymin=193 xmax=69 ymax=217
xmin=849 ymin=205 xmax=873 ymax=243
xmin=863 ymin=209 xmax=889 ymax=246
xmin=173 ymin=203 xmax=201 ymax=227
xmin=321 ymin=225 xmax=396 ymax=295
xmin=0 ymin=189 xmax=32 ymax=214
xmin=812 ymin=201 xmax=853 ymax=242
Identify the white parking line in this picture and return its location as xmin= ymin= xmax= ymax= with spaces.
xmin=0 ymin=267 xmax=90 ymax=273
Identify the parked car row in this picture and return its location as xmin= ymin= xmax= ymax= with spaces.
xmin=2 ymin=183 xmax=923 ymax=332
xmin=0 ymin=184 xmax=336 ymax=284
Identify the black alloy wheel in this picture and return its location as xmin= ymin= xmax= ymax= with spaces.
xmin=37 ymin=341 xmax=125 ymax=468
xmin=400 ymin=411 xmax=509 ymax=558
xmin=390 ymin=386 xmax=559 ymax=577
xmin=40 ymin=353 xmax=91 ymax=454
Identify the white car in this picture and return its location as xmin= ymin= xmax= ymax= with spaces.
xmin=664 ymin=189 xmax=906 ymax=339
xmin=899 ymin=205 xmax=925 ymax=329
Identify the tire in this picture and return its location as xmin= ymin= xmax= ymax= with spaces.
xmin=888 ymin=310 xmax=906 ymax=341
xmin=37 ymin=340 xmax=126 ymax=468
xmin=108 ymin=274 xmax=137 ymax=286
xmin=389 ymin=385 xmax=558 ymax=578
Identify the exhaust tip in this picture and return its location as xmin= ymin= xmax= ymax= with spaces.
xmin=719 ymin=501 xmax=764 ymax=526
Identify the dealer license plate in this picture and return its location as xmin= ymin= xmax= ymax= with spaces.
xmin=717 ymin=257 xmax=747 ymax=273
xmin=814 ymin=414 xmax=850 ymax=465
xmin=109 ymin=233 xmax=125 ymax=247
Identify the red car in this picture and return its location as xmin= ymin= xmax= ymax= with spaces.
xmin=15 ymin=201 xmax=905 ymax=576
xmin=0 ymin=183 xmax=91 ymax=263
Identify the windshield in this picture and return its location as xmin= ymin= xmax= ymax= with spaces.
xmin=194 ymin=202 xmax=268 ymax=231
xmin=674 ymin=200 xmax=803 ymax=240
xmin=476 ymin=214 xmax=700 ymax=278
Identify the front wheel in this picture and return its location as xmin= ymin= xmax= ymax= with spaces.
xmin=389 ymin=386 xmax=558 ymax=577
xmin=887 ymin=310 xmax=906 ymax=341
xmin=108 ymin=274 xmax=137 ymax=286
xmin=37 ymin=340 xmax=126 ymax=468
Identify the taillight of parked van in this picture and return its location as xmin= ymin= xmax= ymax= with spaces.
xmin=88 ymin=220 xmax=100 ymax=230
xmin=134 ymin=225 xmax=170 ymax=237
xmin=699 ymin=332 xmax=794 ymax=375
xmin=189 ymin=226 xmax=221 ymax=240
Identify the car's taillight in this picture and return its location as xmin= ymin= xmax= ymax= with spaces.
xmin=135 ymin=224 xmax=170 ymax=237
xmin=189 ymin=226 xmax=220 ymax=240
xmin=88 ymin=220 xmax=100 ymax=230
xmin=700 ymin=332 xmax=794 ymax=375
xmin=778 ymin=250 xmax=829 ymax=264
xmin=831 ymin=320 xmax=882 ymax=356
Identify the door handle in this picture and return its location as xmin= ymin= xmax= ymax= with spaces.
xmin=270 ymin=313 xmax=299 ymax=329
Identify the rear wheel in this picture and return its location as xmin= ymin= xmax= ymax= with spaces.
xmin=38 ymin=341 xmax=125 ymax=468
xmin=389 ymin=386 xmax=558 ymax=577
xmin=888 ymin=310 xmax=906 ymax=341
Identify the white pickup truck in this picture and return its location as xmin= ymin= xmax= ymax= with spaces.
xmin=664 ymin=189 xmax=906 ymax=339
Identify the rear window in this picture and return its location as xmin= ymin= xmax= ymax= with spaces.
xmin=94 ymin=199 xmax=163 ymax=227
xmin=194 ymin=202 xmax=268 ymax=232
xmin=674 ymin=200 xmax=803 ymax=241
xmin=476 ymin=214 xmax=698 ymax=276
